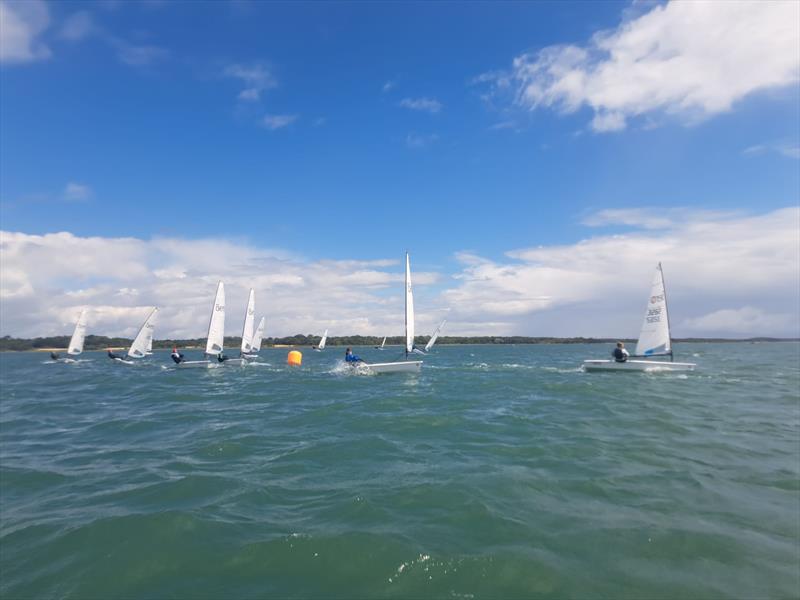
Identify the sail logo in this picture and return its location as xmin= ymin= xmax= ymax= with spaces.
xmin=650 ymin=294 xmax=664 ymax=304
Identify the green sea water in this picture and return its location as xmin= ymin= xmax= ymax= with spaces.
xmin=1 ymin=343 xmax=798 ymax=599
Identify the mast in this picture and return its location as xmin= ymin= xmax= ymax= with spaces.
xmin=404 ymin=252 xmax=409 ymax=358
xmin=659 ymin=262 xmax=674 ymax=362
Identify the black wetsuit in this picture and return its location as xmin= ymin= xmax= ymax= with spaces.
xmin=613 ymin=348 xmax=628 ymax=363
xmin=108 ymin=351 xmax=124 ymax=360
xmin=171 ymin=352 xmax=184 ymax=364
xmin=50 ymin=352 xmax=60 ymax=361
xmin=217 ymin=353 xmax=229 ymax=363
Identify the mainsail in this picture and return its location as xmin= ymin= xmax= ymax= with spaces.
xmin=319 ymin=329 xmax=328 ymax=350
xmin=205 ymin=281 xmax=226 ymax=356
xmin=424 ymin=318 xmax=447 ymax=352
xmin=251 ymin=317 xmax=265 ymax=352
xmin=635 ymin=263 xmax=672 ymax=357
xmin=405 ymin=253 xmax=415 ymax=354
xmin=128 ymin=307 xmax=158 ymax=358
xmin=67 ymin=309 xmax=88 ymax=355
xmin=240 ymin=289 xmax=255 ymax=354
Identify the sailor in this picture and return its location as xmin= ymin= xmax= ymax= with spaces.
xmin=171 ymin=346 xmax=184 ymax=364
xmin=612 ymin=341 xmax=629 ymax=363
xmin=107 ymin=348 xmax=124 ymax=360
xmin=50 ymin=352 xmax=60 ymax=361
xmin=217 ymin=353 xmax=229 ymax=363
xmin=345 ymin=347 xmax=362 ymax=364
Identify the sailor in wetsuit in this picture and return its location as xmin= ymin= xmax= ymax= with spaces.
xmin=345 ymin=347 xmax=362 ymax=365
xmin=171 ymin=347 xmax=184 ymax=364
xmin=50 ymin=352 xmax=60 ymax=361
xmin=107 ymin=348 xmax=125 ymax=360
xmin=612 ymin=341 xmax=629 ymax=363
xmin=217 ymin=353 xmax=229 ymax=363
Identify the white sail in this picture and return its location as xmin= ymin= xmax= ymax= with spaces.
xmin=67 ymin=309 xmax=88 ymax=355
xmin=424 ymin=319 xmax=447 ymax=352
xmin=636 ymin=263 xmax=672 ymax=357
xmin=146 ymin=335 xmax=153 ymax=354
xmin=380 ymin=336 xmax=386 ymax=348
xmin=205 ymin=281 xmax=226 ymax=355
xmin=405 ymin=253 xmax=415 ymax=353
xmin=240 ymin=288 xmax=255 ymax=353
xmin=319 ymin=329 xmax=328 ymax=350
xmin=252 ymin=317 xmax=265 ymax=352
xmin=128 ymin=307 xmax=158 ymax=358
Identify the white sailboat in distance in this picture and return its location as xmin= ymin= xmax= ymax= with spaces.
xmin=583 ymin=263 xmax=696 ymax=372
xmin=221 ymin=288 xmax=255 ymax=366
xmin=359 ymin=253 xmax=422 ymax=374
xmin=111 ymin=307 xmax=158 ymax=364
xmin=374 ymin=336 xmax=387 ymax=350
xmin=175 ymin=281 xmax=225 ymax=368
xmin=243 ymin=316 xmax=265 ymax=359
xmin=51 ymin=309 xmax=88 ymax=362
xmin=424 ymin=318 xmax=447 ymax=352
xmin=313 ymin=329 xmax=328 ymax=351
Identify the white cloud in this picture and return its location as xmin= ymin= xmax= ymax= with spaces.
xmin=63 ymin=182 xmax=92 ymax=202
xmin=261 ymin=114 xmax=297 ymax=130
xmin=743 ymin=142 xmax=800 ymax=160
xmin=224 ymin=63 xmax=277 ymax=101
xmin=382 ymin=80 xmax=396 ymax=93
xmin=480 ymin=1 xmax=800 ymax=132
xmin=406 ymin=132 xmax=439 ymax=148
xmin=399 ymin=97 xmax=443 ymax=113
xmin=441 ymin=207 xmax=800 ymax=338
xmin=0 ymin=231 xmax=443 ymax=339
xmin=0 ymin=0 xmax=51 ymax=63
xmin=114 ymin=42 xmax=166 ymax=67
xmin=682 ymin=307 xmax=795 ymax=336
xmin=59 ymin=10 xmax=93 ymax=41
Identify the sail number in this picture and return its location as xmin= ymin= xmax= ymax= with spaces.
xmin=215 ymin=304 xmax=224 ymax=312
xmin=650 ymin=294 xmax=664 ymax=304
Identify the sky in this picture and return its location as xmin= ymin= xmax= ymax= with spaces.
xmin=1 ymin=0 xmax=799 ymax=340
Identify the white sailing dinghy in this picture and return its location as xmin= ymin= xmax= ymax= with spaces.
xmin=177 ymin=281 xmax=225 ymax=368
xmin=112 ymin=307 xmax=158 ymax=364
xmin=313 ymin=329 xmax=328 ymax=352
xmin=424 ymin=318 xmax=447 ymax=353
xmin=52 ymin=309 xmax=88 ymax=362
xmin=374 ymin=336 xmax=387 ymax=350
xmin=359 ymin=253 xmax=422 ymax=374
xmin=583 ymin=264 xmax=696 ymax=372
xmin=242 ymin=316 xmax=265 ymax=359
xmin=221 ymin=288 xmax=255 ymax=366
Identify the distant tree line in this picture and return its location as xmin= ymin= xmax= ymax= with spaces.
xmin=0 ymin=334 xmax=796 ymax=352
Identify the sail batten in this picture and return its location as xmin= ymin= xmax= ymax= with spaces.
xmin=205 ymin=281 xmax=226 ymax=355
xmin=405 ymin=253 xmax=415 ymax=354
xmin=128 ymin=307 xmax=158 ymax=358
xmin=635 ymin=264 xmax=672 ymax=357
xmin=240 ymin=289 xmax=255 ymax=353
xmin=67 ymin=309 xmax=88 ymax=355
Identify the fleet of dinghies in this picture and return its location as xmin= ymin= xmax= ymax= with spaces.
xmin=48 ymin=257 xmax=697 ymax=375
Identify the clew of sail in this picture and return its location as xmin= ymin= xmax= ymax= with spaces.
xmin=635 ymin=263 xmax=672 ymax=357
xmin=205 ymin=281 xmax=226 ymax=355
xmin=405 ymin=253 xmax=415 ymax=354
xmin=424 ymin=318 xmax=447 ymax=352
xmin=128 ymin=307 xmax=158 ymax=358
xmin=67 ymin=309 xmax=88 ymax=355
xmin=240 ymin=289 xmax=255 ymax=353
xmin=319 ymin=329 xmax=328 ymax=350
xmin=252 ymin=317 xmax=265 ymax=352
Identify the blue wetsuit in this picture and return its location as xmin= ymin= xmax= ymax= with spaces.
xmin=345 ymin=351 xmax=361 ymax=363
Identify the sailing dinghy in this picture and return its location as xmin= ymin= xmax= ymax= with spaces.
xmin=424 ymin=318 xmax=447 ymax=353
xmin=358 ymin=253 xmax=422 ymax=374
xmin=176 ymin=281 xmax=225 ymax=368
xmin=374 ymin=336 xmax=387 ymax=350
xmin=313 ymin=329 xmax=328 ymax=351
xmin=242 ymin=316 xmax=265 ymax=359
xmin=52 ymin=309 xmax=88 ymax=362
xmin=583 ymin=264 xmax=696 ymax=372
xmin=220 ymin=288 xmax=255 ymax=366
xmin=112 ymin=307 xmax=158 ymax=364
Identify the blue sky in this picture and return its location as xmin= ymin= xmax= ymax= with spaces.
xmin=1 ymin=0 xmax=799 ymax=339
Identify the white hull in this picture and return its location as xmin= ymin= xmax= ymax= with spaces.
xmin=219 ymin=358 xmax=249 ymax=366
xmin=241 ymin=353 xmax=259 ymax=359
xmin=112 ymin=357 xmax=135 ymax=365
xmin=583 ymin=359 xmax=696 ymax=372
xmin=176 ymin=360 xmax=215 ymax=369
xmin=359 ymin=360 xmax=422 ymax=374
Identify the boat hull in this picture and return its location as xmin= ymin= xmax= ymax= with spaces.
xmin=359 ymin=360 xmax=422 ymax=374
xmin=583 ymin=359 xmax=696 ymax=372
xmin=219 ymin=358 xmax=249 ymax=366
xmin=175 ymin=360 xmax=215 ymax=369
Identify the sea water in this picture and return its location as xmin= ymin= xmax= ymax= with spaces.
xmin=1 ymin=343 xmax=798 ymax=598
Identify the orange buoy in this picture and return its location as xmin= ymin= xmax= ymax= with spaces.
xmin=287 ymin=350 xmax=302 ymax=366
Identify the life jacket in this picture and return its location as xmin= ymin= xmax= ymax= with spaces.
xmin=613 ymin=347 xmax=627 ymax=362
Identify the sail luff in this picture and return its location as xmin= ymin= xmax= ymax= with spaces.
xmin=67 ymin=309 xmax=88 ymax=355
xmin=128 ymin=307 xmax=158 ymax=358
xmin=205 ymin=281 xmax=226 ymax=355
xmin=405 ymin=253 xmax=415 ymax=354
xmin=240 ymin=289 xmax=255 ymax=353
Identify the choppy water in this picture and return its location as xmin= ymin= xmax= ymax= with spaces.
xmin=1 ymin=343 xmax=798 ymax=599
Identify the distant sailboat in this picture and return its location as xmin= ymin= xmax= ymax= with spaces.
xmin=111 ymin=307 xmax=158 ymax=364
xmin=222 ymin=288 xmax=255 ymax=366
xmin=52 ymin=309 xmax=88 ymax=362
xmin=243 ymin=316 xmax=265 ymax=359
xmin=176 ymin=281 xmax=225 ymax=368
xmin=374 ymin=336 xmax=387 ymax=350
xmin=583 ymin=264 xmax=696 ymax=372
xmin=359 ymin=253 xmax=422 ymax=374
xmin=313 ymin=329 xmax=328 ymax=352
xmin=424 ymin=318 xmax=447 ymax=352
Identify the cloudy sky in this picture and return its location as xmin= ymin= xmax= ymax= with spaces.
xmin=1 ymin=0 xmax=798 ymax=339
